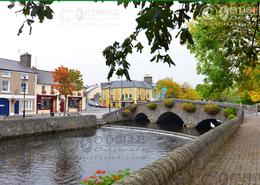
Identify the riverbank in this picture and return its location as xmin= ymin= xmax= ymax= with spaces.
xmin=0 ymin=115 xmax=97 ymax=140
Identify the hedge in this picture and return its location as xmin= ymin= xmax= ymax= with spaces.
xmin=182 ymin=103 xmax=196 ymax=113
xmin=227 ymin=114 xmax=236 ymax=120
xmin=130 ymin=104 xmax=137 ymax=112
xmin=224 ymin=107 xmax=237 ymax=118
xmin=204 ymin=104 xmax=220 ymax=115
xmin=122 ymin=109 xmax=131 ymax=117
xmin=163 ymin=99 xmax=174 ymax=108
xmin=146 ymin=103 xmax=157 ymax=110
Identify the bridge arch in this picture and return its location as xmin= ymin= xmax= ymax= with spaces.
xmin=157 ymin=112 xmax=184 ymax=131
xmin=196 ymin=119 xmax=222 ymax=134
xmin=134 ymin=113 xmax=149 ymax=124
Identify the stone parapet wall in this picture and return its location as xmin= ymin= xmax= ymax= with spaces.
xmin=114 ymin=109 xmax=244 ymax=185
xmin=0 ymin=115 xmax=97 ymax=139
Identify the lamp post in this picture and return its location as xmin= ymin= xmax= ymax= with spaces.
xmin=21 ymin=76 xmax=28 ymax=118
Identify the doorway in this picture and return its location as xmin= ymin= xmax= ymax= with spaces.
xmin=14 ymin=100 xmax=19 ymax=114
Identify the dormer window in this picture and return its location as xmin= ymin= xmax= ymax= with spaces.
xmin=2 ymin=70 xmax=10 ymax=77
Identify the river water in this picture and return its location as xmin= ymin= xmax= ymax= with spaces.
xmin=0 ymin=127 xmax=191 ymax=185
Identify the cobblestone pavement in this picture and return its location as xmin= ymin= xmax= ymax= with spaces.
xmin=192 ymin=113 xmax=260 ymax=185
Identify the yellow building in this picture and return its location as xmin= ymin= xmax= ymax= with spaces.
xmin=101 ymin=79 xmax=152 ymax=108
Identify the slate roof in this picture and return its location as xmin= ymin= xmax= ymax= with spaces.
xmin=101 ymin=80 xmax=152 ymax=89
xmin=0 ymin=58 xmax=34 ymax=73
xmin=36 ymin=69 xmax=54 ymax=85
xmin=85 ymin=84 xmax=99 ymax=93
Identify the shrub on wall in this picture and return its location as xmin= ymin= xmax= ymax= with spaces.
xmin=130 ymin=104 xmax=137 ymax=112
xmin=163 ymin=99 xmax=174 ymax=108
xmin=146 ymin=103 xmax=157 ymax=110
xmin=223 ymin=107 xmax=237 ymax=118
xmin=204 ymin=104 xmax=220 ymax=115
xmin=227 ymin=114 xmax=236 ymax=120
xmin=122 ymin=109 xmax=131 ymax=117
xmin=182 ymin=103 xmax=196 ymax=113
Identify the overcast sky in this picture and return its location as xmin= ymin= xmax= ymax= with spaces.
xmin=0 ymin=2 xmax=203 ymax=87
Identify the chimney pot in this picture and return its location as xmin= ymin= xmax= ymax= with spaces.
xmin=20 ymin=52 xmax=32 ymax=68
xmin=144 ymin=75 xmax=153 ymax=86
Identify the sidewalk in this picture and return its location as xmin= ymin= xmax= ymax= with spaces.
xmin=192 ymin=113 xmax=260 ymax=185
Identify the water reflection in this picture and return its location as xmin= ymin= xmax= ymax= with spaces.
xmin=0 ymin=128 xmax=188 ymax=185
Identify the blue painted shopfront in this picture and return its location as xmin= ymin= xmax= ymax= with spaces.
xmin=0 ymin=98 xmax=10 ymax=116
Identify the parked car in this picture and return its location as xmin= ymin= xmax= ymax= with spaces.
xmin=98 ymin=104 xmax=106 ymax=108
xmin=88 ymin=101 xmax=102 ymax=108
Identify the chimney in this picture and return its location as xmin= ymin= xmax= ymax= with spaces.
xmin=20 ymin=52 xmax=31 ymax=68
xmin=144 ymin=74 xmax=153 ymax=86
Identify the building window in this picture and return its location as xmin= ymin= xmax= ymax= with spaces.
xmin=21 ymin=73 xmax=29 ymax=80
xmin=21 ymin=82 xmax=28 ymax=93
xmin=50 ymin=86 xmax=55 ymax=94
xmin=125 ymin=93 xmax=128 ymax=99
xmin=42 ymin=86 xmax=46 ymax=94
xmin=69 ymin=99 xmax=79 ymax=108
xmin=147 ymin=94 xmax=150 ymax=99
xmin=2 ymin=80 xmax=10 ymax=92
xmin=121 ymin=94 xmax=124 ymax=100
xmin=129 ymin=94 xmax=132 ymax=100
xmin=22 ymin=100 xmax=33 ymax=110
xmin=110 ymin=94 xmax=113 ymax=100
xmin=2 ymin=70 xmax=10 ymax=77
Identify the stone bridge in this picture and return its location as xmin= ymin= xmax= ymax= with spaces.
xmin=102 ymin=99 xmax=236 ymax=128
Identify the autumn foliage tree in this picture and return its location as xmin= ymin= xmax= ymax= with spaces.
xmin=156 ymin=78 xmax=200 ymax=100
xmin=52 ymin=65 xmax=84 ymax=115
xmin=156 ymin=78 xmax=182 ymax=98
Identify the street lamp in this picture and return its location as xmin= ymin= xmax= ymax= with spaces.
xmin=21 ymin=76 xmax=28 ymax=118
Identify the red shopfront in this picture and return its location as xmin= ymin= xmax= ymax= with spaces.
xmin=37 ymin=95 xmax=57 ymax=113
xmin=68 ymin=96 xmax=82 ymax=112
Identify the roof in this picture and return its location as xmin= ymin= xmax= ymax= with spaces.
xmin=35 ymin=69 xmax=54 ymax=85
xmin=85 ymin=84 xmax=99 ymax=93
xmin=0 ymin=58 xmax=34 ymax=73
xmin=101 ymin=80 xmax=152 ymax=89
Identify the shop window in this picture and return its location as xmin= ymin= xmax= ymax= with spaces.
xmin=22 ymin=100 xmax=33 ymax=110
xmin=69 ymin=99 xmax=79 ymax=108
xmin=38 ymin=100 xmax=51 ymax=110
